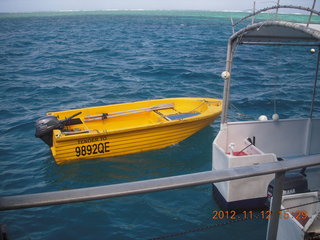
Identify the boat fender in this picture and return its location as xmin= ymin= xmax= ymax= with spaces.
xmin=272 ymin=113 xmax=279 ymax=121
xmin=221 ymin=71 xmax=230 ymax=80
xmin=258 ymin=115 xmax=268 ymax=121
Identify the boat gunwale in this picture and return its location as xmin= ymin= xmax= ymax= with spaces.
xmin=51 ymin=97 xmax=222 ymax=142
xmin=47 ymin=97 xmax=221 ymax=116
xmin=53 ymin=114 xmax=219 ymax=143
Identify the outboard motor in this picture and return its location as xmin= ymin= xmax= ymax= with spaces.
xmin=266 ymin=172 xmax=309 ymax=207
xmin=35 ymin=112 xmax=81 ymax=147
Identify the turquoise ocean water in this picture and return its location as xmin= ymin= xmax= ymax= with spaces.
xmin=0 ymin=10 xmax=320 ymax=239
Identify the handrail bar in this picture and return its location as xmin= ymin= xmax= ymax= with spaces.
xmin=1 ymin=154 xmax=320 ymax=211
xmin=232 ymin=5 xmax=320 ymax=28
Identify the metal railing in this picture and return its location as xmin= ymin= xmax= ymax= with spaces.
xmin=1 ymin=154 xmax=320 ymax=239
xmin=231 ymin=3 xmax=320 ymax=33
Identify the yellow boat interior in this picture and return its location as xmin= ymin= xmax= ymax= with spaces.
xmin=47 ymin=97 xmax=222 ymax=139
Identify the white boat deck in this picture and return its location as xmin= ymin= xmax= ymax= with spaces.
xmin=212 ymin=118 xmax=320 ymax=203
xmin=216 ymin=118 xmax=320 ymax=158
xmin=277 ymin=192 xmax=320 ymax=240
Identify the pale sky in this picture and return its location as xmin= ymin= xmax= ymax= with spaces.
xmin=0 ymin=0 xmax=318 ymax=13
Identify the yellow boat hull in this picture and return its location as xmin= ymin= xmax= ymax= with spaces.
xmin=44 ymin=97 xmax=221 ymax=164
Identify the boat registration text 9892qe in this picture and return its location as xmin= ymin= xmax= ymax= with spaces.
xmin=75 ymin=142 xmax=110 ymax=157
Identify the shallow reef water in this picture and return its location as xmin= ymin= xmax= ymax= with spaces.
xmin=0 ymin=11 xmax=319 ymax=239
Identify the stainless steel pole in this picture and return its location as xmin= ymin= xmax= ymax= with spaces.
xmin=266 ymin=171 xmax=285 ymax=240
xmin=307 ymin=0 xmax=316 ymax=27
xmin=252 ymin=1 xmax=256 ymax=25
xmin=1 ymin=155 xmax=320 ymax=211
xmin=276 ymin=0 xmax=280 ymax=15
xmin=310 ymin=47 xmax=320 ymax=118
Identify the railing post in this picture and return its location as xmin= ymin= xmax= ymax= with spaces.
xmin=266 ymin=171 xmax=285 ymax=240
xmin=252 ymin=1 xmax=256 ymax=24
xmin=276 ymin=0 xmax=280 ymax=15
xmin=307 ymin=0 xmax=316 ymax=27
xmin=310 ymin=47 xmax=320 ymax=118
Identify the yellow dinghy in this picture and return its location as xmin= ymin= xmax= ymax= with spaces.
xmin=35 ymin=97 xmax=222 ymax=164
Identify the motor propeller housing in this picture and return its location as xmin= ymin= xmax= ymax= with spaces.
xmin=35 ymin=112 xmax=81 ymax=147
xmin=35 ymin=116 xmax=61 ymax=147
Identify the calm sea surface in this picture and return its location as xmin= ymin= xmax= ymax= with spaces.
xmin=0 ymin=11 xmax=319 ymax=239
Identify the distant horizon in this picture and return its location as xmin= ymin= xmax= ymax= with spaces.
xmin=0 ymin=0 xmax=317 ymax=14
xmin=1 ymin=9 xmax=251 ymax=14
xmin=0 ymin=8 xmax=314 ymax=16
